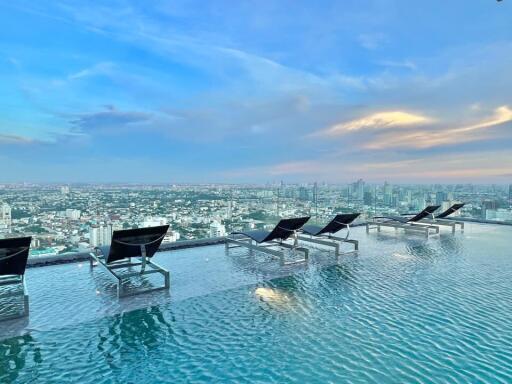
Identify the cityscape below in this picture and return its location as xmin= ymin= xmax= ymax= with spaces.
xmin=0 ymin=182 xmax=511 ymax=258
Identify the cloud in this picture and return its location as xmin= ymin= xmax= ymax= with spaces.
xmin=377 ymin=60 xmax=416 ymax=70
xmin=365 ymin=105 xmax=512 ymax=149
xmin=355 ymin=151 xmax=512 ymax=180
xmin=223 ymin=150 xmax=512 ymax=183
xmin=70 ymin=107 xmax=153 ymax=133
xmin=358 ymin=33 xmax=388 ymax=50
xmin=0 ymin=134 xmax=36 ymax=145
xmin=68 ymin=62 xmax=114 ymax=80
xmin=315 ymin=111 xmax=433 ymax=137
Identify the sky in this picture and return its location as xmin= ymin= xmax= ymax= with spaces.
xmin=0 ymin=0 xmax=511 ymax=184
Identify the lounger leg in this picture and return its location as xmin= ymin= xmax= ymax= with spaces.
xmin=22 ymin=277 xmax=29 ymax=318
xmin=23 ymin=292 xmax=29 ymax=317
xmin=164 ymin=270 xmax=170 ymax=290
xmin=140 ymin=246 xmax=147 ymax=273
xmin=117 ymin=280 xmax=124 ymax=298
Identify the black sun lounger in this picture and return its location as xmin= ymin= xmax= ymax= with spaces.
xmin=0 ymin=236 xmax=31 ymax=320
xmin=366 ymin=206 xmax=441 ymax=238
xmin=436 ymin=203 xmax=465 ymax=219
xmin=418 ymin=203 xmax=465 ymax=233
xmin=226 ymin=217 xmax=311 ymax=265
xmin=297 ymin=213 xmax=360 ymax=256
xmin=90 ymin=225 xmax=170 ymax=297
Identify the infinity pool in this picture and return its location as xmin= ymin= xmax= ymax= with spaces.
xmin=1 ymin=223 xmax=512 ymax=383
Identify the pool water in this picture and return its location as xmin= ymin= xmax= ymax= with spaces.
xmin=1 ymin=224 xmax=512 ymax=383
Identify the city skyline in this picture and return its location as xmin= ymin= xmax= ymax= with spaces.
xmin=1 ymin=1 xmax=511 ymax=183
xmin=2 ymin=182 xmax=511 ymax=256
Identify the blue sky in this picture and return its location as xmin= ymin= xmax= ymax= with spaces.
xmin=1 ymin=0 xmax=511 ymax=183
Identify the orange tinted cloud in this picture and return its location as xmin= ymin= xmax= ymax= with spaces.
xmin=316 ymin=111 xmax=433 ymax=137
xmin=365 ymin=106 xmax=512 ymax=149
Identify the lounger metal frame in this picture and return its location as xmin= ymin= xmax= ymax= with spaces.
xmin=0 ymin=275 xmax=29 ymax=321
xmin=0 ymin=243 xmax=30 ymax=321
xmin=297 ymin=224 xmax=358 ymax=258
xmin=225 ymin=234 xmax=309 ymax=266
xmin=366 ymin=220 xmax=440 ymax=238
xmin=90 ymin=236 xmax=170 ymax=298
xmin=411 ymin=218 xmax=464 ymax=233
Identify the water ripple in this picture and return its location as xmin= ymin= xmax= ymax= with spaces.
xmin=1 ymin=224 xmax=512 ymax=383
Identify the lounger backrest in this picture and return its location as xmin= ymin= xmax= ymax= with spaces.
xmin=265 ymin=217 xmax=310 ymax=242
xmin=0 ymin=236 xmax=31 ymax=276
xmin=408 ymin=205 xmax=440 ymax=222
xmin=106 ymin=225 xmax=169 ymax=264
xmin=436 ymin=203 xmax=465 ymax=219
xmin=318 ymin=213 xmax=361 ymax=235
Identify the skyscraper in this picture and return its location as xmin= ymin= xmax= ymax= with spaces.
xmin=436 ymin=191 xmax=447 ymax=205
xmin=354 ymin=179 xmax=365 ymax=200
xmin=209 ymin=220 xmax=226 ymax=237
xmin=363 ymin=191 xmax=373 ymax=206
xmin=383 ymin=182 xmax=393 ymax=206
xmin=299 ymin=186 xmax=309 ymax=201
xmin=0 ymin=202 xmax=12 ymax=235
xmin=89 ymin=224 xmax=113 ymax=247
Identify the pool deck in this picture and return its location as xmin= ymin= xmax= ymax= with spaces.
xmin=0 ymin=222 xmax=507 ymax=340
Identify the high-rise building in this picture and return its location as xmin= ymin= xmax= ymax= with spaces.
xmin=482 ymin=200 xmax=497 ymax=219
xmin=163 ymin=230 xmax=181 ymax=243
xmin=299 ymin=187 xmax=309 ymax=201
xmin=89 ymin=224 xmax=113 ymax=247
xmin=363 ymin=191 xmax=373 ymax=206
xmin=0 ymin=202 xmax=12 ymax=234
xmin=383 ymin=182 xmax=393 ymax=206
xmin=508 ymin=184 xmax=512 ymax=205
xmin=313 ymin=182 xmax=318 ymax=203
xmin=227 ymin=200 xmax=233 ymax=220
xmin=209 ymin=220 xmax=226 ymax=238
xmin=142 ymin=216 xmax=167 ymax=227
xmin=65 ymin=209 xmax=81 ymax=220
xmin=436 ymin=191 xmax=447 ymax=205
xmin=61 ymin=186 xmax=70 ymax=195
xmin=353 ymin=179 xmax=365 ymax=200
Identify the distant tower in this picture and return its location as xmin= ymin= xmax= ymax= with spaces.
xmin=227 ymin=200 xmax=233 ymax=220
xmin=313 ymin=182 xmax=318 ymax=218
xmin=383 ymin=182 xmax=393 ymax=206
xmin=436 ymin=191 xmax=447 ymax=205
xmin=209 ymin=220 xmax=226 ymax=238
xmin=0 ymin=202 xmax=12 ymax=234
xmin=89 ymin=224 xmax=113 ymax=247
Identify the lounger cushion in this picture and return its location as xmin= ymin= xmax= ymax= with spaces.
xmin=436 ymin=203 xmax=465 ymax=219
xmin=301 ymin=225 xmax=324 ymax=236
xmin=408 ymin=205 xmax=440 ymax=222
xmin=384 ymin=215 xmax=410 ymax=223
xmin=231 ymin=217 xmax=310 ymax=243
xmin=105 ymin=225 xmax=169 ymax=264
xmin=0 ymin=236 xmax=32 ymax=276
xmin=232 ymin=230 xmax=271 ymax=243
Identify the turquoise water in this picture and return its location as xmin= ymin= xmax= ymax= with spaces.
xmin=2 ymin=224 xmax=512 ymax=383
